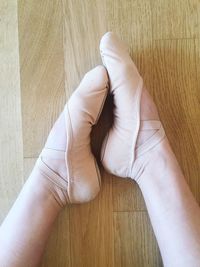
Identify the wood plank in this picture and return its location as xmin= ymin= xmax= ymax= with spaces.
xmin=69 ymin=170 xmax=114 ymax=267
xmin=113 ymin=178 xmax=146 ymax=212
xmin=41 ymin=208 xmax=70 ymax=267
xmin=63 ymin=0 xmax=108 ymax=98
xmin=106 ymin=0 xmax=153 ymax=86
xmin=63 ymin=3 xmax=114 ymax=266
xmin=198 ymin=2 xmax=200 ymax=36
xmin=24 ymin=158 xmax=71 ymax=267
xmin=153 ymin=39 xmax=200 ymax=204
xmin=151 ymin=0 xmax=198 ymax=40
xmin=23 ymin=158 xmax=37 ymax=180
xmin=114 ymin=211 xmax=162 ymax=267
xmin=193 ymin=38 xmax=200 ymax=204
xmin=18 ymin=0 xmax=66 ymax=157
xmin=0 ymin=0 xmax=24 ymax=221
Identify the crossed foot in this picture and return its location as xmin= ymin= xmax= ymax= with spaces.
xmin=35 ymin=32 xmax=166 ymax=206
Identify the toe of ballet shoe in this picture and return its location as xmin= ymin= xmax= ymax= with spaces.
xmin=100 ymin=32 xmax=129 ymax=55
xmin=83 ymin=65 xmax=109 ymax=91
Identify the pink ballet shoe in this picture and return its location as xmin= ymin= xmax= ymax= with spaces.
xmin=100 ymin=32 xmax=165 ymax=181
xmin=35 ymin=66 xmax=108 ymax=205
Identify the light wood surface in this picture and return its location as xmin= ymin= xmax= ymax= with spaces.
xmin=0 ymin=0 xmax=23 ymax=219
xmin=0 ymin=0 xmax=200 ymax=266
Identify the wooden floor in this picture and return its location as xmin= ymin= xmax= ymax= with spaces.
xmin=0 ymin=1 xmax=200 ymax=266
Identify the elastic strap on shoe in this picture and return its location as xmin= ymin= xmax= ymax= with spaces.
xmin=135 ymin=120 xmax=165 ymax=157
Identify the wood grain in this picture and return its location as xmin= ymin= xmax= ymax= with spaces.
xmin=41 ymin=209 xmax=70 ymax=267
xmin=106 ymin=0 xmax=153 ymax=86
xmin=63 ymin=3 xmax=114 ymax=266
xmin=18 ymin=0 xmax=66 ymax=157
xmin=69 ymin=170 xmax=114 ymax=267
xmin=114 ymin=211 xmax=162 ymax=267
xmin=151 ymin=0 xmax=198 ymax=39
xmin=0 ymin=0 xmax=24 ymax=221
xmin=63 ymin=0 xmax=108 ymax=98
xmin=152 ymin=39 xmax=200 ymax=203
xmin=112 ymin=177 xmax=146 ymax=212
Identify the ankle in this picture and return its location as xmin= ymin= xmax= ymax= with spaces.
xmin=28 ymin=163 xmax=68 ymax=208
xmin=41 ymin=158 xmax=68 ymax=181
xmin=134 ymin=137 xmax=181 ymax=186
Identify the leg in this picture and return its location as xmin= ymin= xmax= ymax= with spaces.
xmin=100 ymin=32 xmax=200 ymax=266
xmin=138 ymin=138 xmax=200 ymax=267
xmin=0 ymin=168 xmax=61 ymax=267
xmin=0 ymin=66 xmax=108 ymax=267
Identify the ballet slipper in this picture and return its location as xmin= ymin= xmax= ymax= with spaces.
xmin=34 ymin=66 xmax=108 ymax=205
xmin=100 ymin=32 xmax=165 ymax=182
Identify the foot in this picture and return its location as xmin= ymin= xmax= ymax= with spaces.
xmin=100 ymin=32 xmax=165 ymax=182
xmin=34 ymin=66 xmax=108 ymax=206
